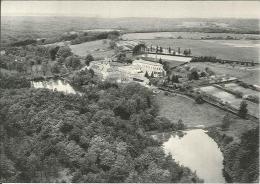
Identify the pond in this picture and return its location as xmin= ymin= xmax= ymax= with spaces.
xmin=31 ymin=79 xmax=78 ymax=95
xmin=153 ymin=129 xmax=225 ymax=183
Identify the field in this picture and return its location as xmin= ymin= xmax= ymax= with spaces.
xmin=224 ymin=83 xmax=260 ymax=97
xmin=187 ymin=62 xmax=260 ymax=85
xmin=140 ymin=38 xmax=260 ymax=62
xmin=200 ymin=86 xmax=259 ymax=118
xmin=2 ymin=16 xmax=259 ymax=46
xmin=122 ymin=32 xmax=260 ymax=40
xmin=156 ymin=93 xmax=226 ymax=127
xmin=69 ymin=39 xmax=115 ymax=58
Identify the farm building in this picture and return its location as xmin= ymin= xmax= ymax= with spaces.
xmin=89 ymin=60 xmax=149 ymax=85
xmin=115 ymin=41 xmax=140 ymax=51
xmin=132 ymin=58 xmax=166 ymax=77
xmin=89 ymin=60 xmax=122 ymax=81
xmin=118 ymin=65 xmax=149 ymax=84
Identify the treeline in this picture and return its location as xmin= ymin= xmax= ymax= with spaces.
xmin=223 ymin=126 xmax=259 ymax=183
xmin=0 ymin=44 xmax=84 ymax=78
xmin=191 ymin=56 xmax=222 ymax=63
xmin=0 ymin=72 xmax=30 ymax=89
xmin=208 ymin=115 xmax=259 ymax=183
xmin=191 ymin=56 xmax=256 ymax=66
xmin=10 ymin=39 xmax=37 ymax=47
xmin=4 ymin=30 xmax=120 ymax=47
xmin=69 ymin=31 xmax=120 ymax=45
xmin=0 ymin=72 xmax=201 ymax=182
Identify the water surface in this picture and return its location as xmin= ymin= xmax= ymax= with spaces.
xmin=156 ymin=129 xmax=225 ymax=183
xmin=31 ymin=79 xmax=78 ymax=95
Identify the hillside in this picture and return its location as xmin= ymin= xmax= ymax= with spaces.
xmin=1 ymin=16 xmax=259 ymax=46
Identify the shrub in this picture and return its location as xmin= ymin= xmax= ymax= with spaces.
xmin=85 ymin=54 xmax=94 ymax=66
xmin=238 ymin=101 xmax=248 ymax=118
xmin=246 ymin=95 xmax=259 ymax=104
xmin=221 ymin=114 xmax=233 ymax=130
xmin=195 ymin=95 xmax=204 ymax=104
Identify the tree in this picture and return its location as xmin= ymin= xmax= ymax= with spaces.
xmin=200 ymin=71 xmax=207 ymax=77
xmin=150 ymin=72 xmax=154 ymax=78
xmin=109 ymin=41 xmax=116 ymax=49
xmin=171 ymin=75 xmax=179 ymax=83
xmin=56 ymin=46 xmax=72 ymax=58
xmin=221 ymin=114 xmax=233 ymax=130
xmin=48 ymin=46 xmax=60 ymax=60
xmin=42 ymin=61 xmax=48 ymax=76
xmin=159 ymin=47 xmax=163 ymax=53
xmin=205 ymin=67 xmax=215 ymax=76
xmin=144 ymin=71 xmax=149 ymax=78
xmin=65 ymin=56 xmax=82 ymax=69
xmin=100 ymin=149 xmax=115 ymax=169
xmin=168 ymin=47 xmax=171 ymax=54
xmin=51 ymin=62 xmax=60 ymax=74
xmin=195 ymin=95 xmax=204 ymax=104
xmin=156 ymin=46 xmax=159 ymax=53
xmin=28 ymin=59 xmax=35 ymax=72
xmin=188 ymin=49 xmax=191 ymax=55
xmin=183 ymin=49 xmax=190 ymax=56
xmin=133 ymin=43 xmax=146 ymax=55
xmin=238 ymin=101 xmax=248 ymax=118
xmin=85 ymin=54 xmax=94 ymax=66
xmin=188 ymin=71 xmax=199 ymax=80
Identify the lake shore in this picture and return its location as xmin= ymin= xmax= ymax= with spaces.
xmin=206 ymin=117 xmax=259 ymax=183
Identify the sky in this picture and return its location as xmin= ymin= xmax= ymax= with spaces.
xmin=1 ymin=1 xmax=260 ymax=19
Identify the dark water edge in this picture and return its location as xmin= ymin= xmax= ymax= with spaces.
xmin=206 ymin=127 xmax=233 ymax=183
xmin=154 ymin=129 xmax=225 ymax=183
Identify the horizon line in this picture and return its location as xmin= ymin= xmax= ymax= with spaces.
xmin=2 ymin=15 xmax=259 ymax=20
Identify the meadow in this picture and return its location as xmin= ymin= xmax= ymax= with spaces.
xmin=156 ymin=93 xmax=226 ymax=127
xmin=69 ymin=39 xmax=114 ymax=58
xmin=188 ymin=62 xmax=260 ymax=85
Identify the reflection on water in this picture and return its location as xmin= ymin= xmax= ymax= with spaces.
xmin=156 ymin=129 xmax=225 ymax=183
xmin=31 ymin=79 xmax=77 ymax=95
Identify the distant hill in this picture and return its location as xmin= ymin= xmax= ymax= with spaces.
xmin=1 ymin=16 xmax=259 ymax=46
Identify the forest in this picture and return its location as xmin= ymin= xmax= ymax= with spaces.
xmin=0 ymin=68 xmax=202 ymax=182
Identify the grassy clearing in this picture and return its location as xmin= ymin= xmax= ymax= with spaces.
xmin=188 ymin=62 xmax=260 ymax=85
xmin=70 ymin=39 xmax=114 ymax=58
xmin=156 ymin=92 xmax=226 ymax=127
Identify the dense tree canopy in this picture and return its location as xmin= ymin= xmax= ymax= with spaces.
xmin=0 ymin=73 xmax=201 ymax=183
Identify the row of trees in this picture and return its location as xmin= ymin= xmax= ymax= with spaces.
xmin=146 ymin=46 xmax=192 ymax=56
xmin=191 ymin=56 xmax=256 ymax=66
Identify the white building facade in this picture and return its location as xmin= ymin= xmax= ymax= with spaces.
xmin=132 ymin=59 xmax=165 ymax=77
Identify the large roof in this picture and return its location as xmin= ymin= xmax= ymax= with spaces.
xmin=132 ymin=59 xmax=163 ymax=66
